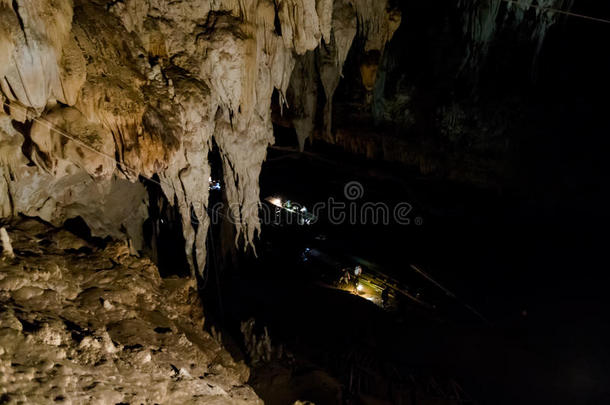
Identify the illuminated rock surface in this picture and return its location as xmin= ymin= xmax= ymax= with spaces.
xmin=0 ymin=0 xmax=400 ymax=275
xmin=0 ymin=219 xmax=260 ymax=404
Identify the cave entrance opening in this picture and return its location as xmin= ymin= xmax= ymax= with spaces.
xmin=142 ymin=174 xmax=190 ymax=278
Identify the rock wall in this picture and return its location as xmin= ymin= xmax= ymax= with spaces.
xmin=286 ymin=0 xmax=401 ymax=149
xmin=0 ymin=0 xmax=401 ymax=275
xmin=281 ymin=0 xmax=580 ymax=188
xmin=458 ymin=0 xmax=574 ymax=72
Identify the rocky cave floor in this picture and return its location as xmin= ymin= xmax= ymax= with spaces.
xmin=0 ymin=218 xmax=261 ymax=404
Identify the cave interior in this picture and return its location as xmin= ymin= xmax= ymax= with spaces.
xmin=1 ymin=0 xmax=609 ymax=404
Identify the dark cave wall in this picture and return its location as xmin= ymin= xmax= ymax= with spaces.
xmin=285 ymin=0 xmax=610 ymax=197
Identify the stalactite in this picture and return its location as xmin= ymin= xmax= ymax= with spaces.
xmin=318 ymin=0 xmax=357 ymax=143
xmin=459 ymin=0 xmax=573 ymax=72
xmin=0 ymin=0 xmax=403 ymax=276
xmin=352 ymin=0 xmax=402 ymax=53
xmin=0 ymin=0 xmax=74 ymax=110
xmin=287 ymin=0 xmax=400 ymax=149
xmin=158 ymin=71 xmax=215 ymax=277
xmin=289 ymin=51 xmax=318 ymax=151
xmin=277 ymin=0 xmax=323 ymax=55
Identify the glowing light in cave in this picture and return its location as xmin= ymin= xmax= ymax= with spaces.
xmin=268 ymin=197 xmax=282 ymax=207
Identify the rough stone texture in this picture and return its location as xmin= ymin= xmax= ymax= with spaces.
xmin=278 ymin=0 xmax=577 ymax=188
xmin=286 ymin=0 xmax=400 ymax=150
xmin=318 ymin=0 xmax=357 ymax=143
xmin=0 ymin=0 xmax=401 ymax=275
xmin=458 ymin=0 xmax=573 ymax=71
xmin=0 ymin=219 xmax=261 ymax=404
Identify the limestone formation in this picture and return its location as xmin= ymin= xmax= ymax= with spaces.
xmin=459 ymin=0 xmax=573 ymax=71
xmin=0 ymin=0 xmax=404 ymax=276
xmin=0 ymin=226 xmax=13 ymax=258
xmin=287 ymin=0 xmax=401 ymax=149
xmin=0 ymin=218 xmax=260 ymax=403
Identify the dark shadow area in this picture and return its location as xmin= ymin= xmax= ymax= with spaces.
xmin=63 ymin=216 xmax=109 ymax=248
xmin=142 ymin=175 xmax=190 ymax=278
